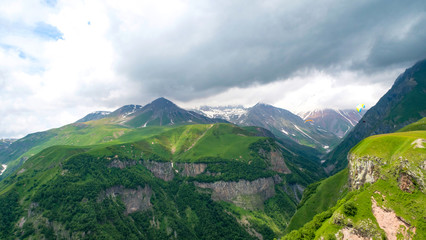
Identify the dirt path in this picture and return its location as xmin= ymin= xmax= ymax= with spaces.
xmin=184 ymin=124 xmax=213 ymax=152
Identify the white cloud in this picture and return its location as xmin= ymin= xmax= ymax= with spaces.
xmin=0 ymin=0 xmax=424 ymax=138
xmin=178 ymin=68 xmax=403 ymax=113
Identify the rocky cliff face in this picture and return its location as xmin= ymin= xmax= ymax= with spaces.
xmin=143 ymin=160 xmax=175 ymax=181
xmin=143 ymin=160 xmax=208 ymax=181
xmin=175 ymin=162 xmax=207 ymax=177
xmin=349 ymin=154 xmax=425 ymax=192
xmin=99 ymin=185 xmax=152 ymax=214
xmin=265 ymin=150 xmax=291 ymax=174
xmin=195 ymin=176 xmax=281 ymax=210
xmin=348 ymin=154 xmax=384 ymax=190
xmin=108 ymin=159 xmax=138 ymax=169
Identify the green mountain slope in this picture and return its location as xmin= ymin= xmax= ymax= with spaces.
xmin=284 ymin=118 xmax=426 ymax=239
xmin=0 ymin=123 xmax=326 ymax=239
xmin=0 ymin=122 xmax=173 ymax=180
xmin=285 ymin=169 xmax=349 ymax=233
xmin=397 ymin=117 xmax=426 ymax=132
xmin=0 ymin=98 xmax=228 ymax=180
xmin=325 ymin=59 xmax=426 ymax=174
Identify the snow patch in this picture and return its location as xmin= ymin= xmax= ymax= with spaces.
xmin=0 ymin=164 xmax=7 ymax=175
xmin=294 ymin=124 xmax=319 ymax=143
xmin=197 ymin=106 xmax=247 ymax=121
xmin=337 ymin=110 xmax=355 ymax=126
xmin=281 ymin=129 xmax=289 ymax=135
xmin=323 ymin=145 xmax=329 ymax=149
xmin=317 ymin=127 xmax=328 ymax=132
xmin=91 ymin=111 xmax=111 ymax=116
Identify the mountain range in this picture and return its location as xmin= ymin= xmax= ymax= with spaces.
xmin=0 ymin=60 xmax=425 ymax=239
xmin=194 ymin=105 xmax=364 ymax=153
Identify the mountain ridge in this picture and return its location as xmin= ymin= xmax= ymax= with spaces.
xmin=325 ymin=59 xmax=426 ymax=174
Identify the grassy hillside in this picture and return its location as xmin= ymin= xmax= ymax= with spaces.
xmin=285 ymin=169 xmax=349 ymax=233
xmin=397 ymin=117 xmax=426 ymax=132
xmin=0 ymin=123 xmax=326 ymax=239
xmin=0 ymin=122 xmax=174 ymax=180
xmin=283 ymin=119 xmax=426 ymax=239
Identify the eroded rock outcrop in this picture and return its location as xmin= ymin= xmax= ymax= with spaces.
xmin=195 ymin=176 xmax=281 ymax=210
xmin=258 ymin=147 xmax=291 ymax=174
xmin=348 ymin=154 xmax=384 ymax=189
xmin=98 ymin=185 xmax=152 ymax=214
xmin=175 ymin=163 xmax=207 ymax=177
xmin=143 ymin=161 xmax=208 ymax=181
xmin=267 ymin=150 xmax=291 ymax=174
xmin=109 ymin=159 xmax=138 ymax=169
xmin=143 ymin=160 xmax=175 ymax=181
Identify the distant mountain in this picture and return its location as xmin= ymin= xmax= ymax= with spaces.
xmin=298 ymin=109 xmax=364 ymax=138
xmin=0 ymin=98 xmax=226 ymax=179
xmin=192 ymin=105 xmax=248 ymax=122
xmin=0 ymin=138 xmax=15 ymax=151
xmin=196 ymin=103 xmax=340 ymax=153
xmin=0 ymin=139 xmax=15 ymax=174
xmin=325 ymin=59 xmax=426 ymax=174
xmin=123 ymin=98 xmax=227 ymax=127
xmin=76 ymin=111 xmax=111 ymax=123
xmin=77 ymin=98 xmax=226 ymax=127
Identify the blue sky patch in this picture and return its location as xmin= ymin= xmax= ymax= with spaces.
xmin=44 ymin=0 xmax=57 ymax=7
xmin=34 ymin=22 xmax=63 ymax=40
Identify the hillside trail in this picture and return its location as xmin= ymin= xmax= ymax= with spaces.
xmin=170 ymin=124 xmax=214 ymax=173
xmin=184 ymin=124 xmax=214 ymax=152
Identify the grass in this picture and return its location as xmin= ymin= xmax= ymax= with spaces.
xmin=284 ymin=118 xmax=426 ymax=239
xmin=175 ymin=124 xmax=264 ymax=162
xmin=285 ymin=168 xmax=349 ymax=233
xmin=350 ymin=130 xmax=426 ymax=164
xmin=0 ymin=122 xmax=333 ymax=239
xmin=397 ymin=117 xmax=426 ymax=132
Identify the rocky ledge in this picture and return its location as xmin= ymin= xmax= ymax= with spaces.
xmin=98 ymin=185 xmax=152 ymax=214
xmin=195 ymin=175 xmax=282 ymax=210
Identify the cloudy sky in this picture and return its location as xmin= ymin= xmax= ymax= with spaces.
xmin=1 ymin=0 xmax=425 ymax=138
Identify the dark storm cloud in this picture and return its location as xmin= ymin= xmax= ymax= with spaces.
xmin=110 ymin=0 xmax=426 ymax=101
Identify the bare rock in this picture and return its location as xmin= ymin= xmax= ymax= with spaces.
xmin=144 ymin=160 xmax=175 ymax=181
xmin=109 ymin=159 xmax=138 ymax=169
xmin=398 ymin=173 xmax=415 ymax=193
xmin=267 ymin=150 xmax=291 ymax=174
xmin=195 ymin=176 xmax=280 ymax=210
xmin=99 ymin=185 xmax=152 ymax=214
xmin=348 ymin=154 xmax=383 ymax=189
xmin=175 ymin=162 xmax=207 ymax=177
